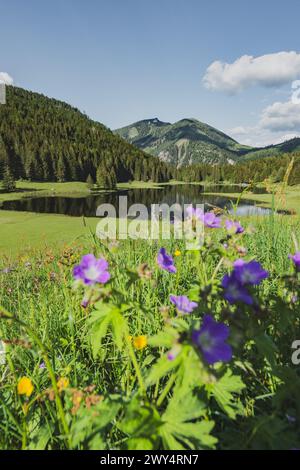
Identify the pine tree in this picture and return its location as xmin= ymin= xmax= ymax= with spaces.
xmin=56 ymin=155 xmax=67 ymax=182
xmin=2 ymin=166 xmax=16 ymax=192
xmin=86 ymin=174 xmax=94 ymax=189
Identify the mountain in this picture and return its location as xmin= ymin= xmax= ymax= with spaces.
xmin=238 ymin=137 xmax=300 ymax=161
xmin=115 ymin=118 xmax=252 ymax=166
xmin=115 ymin=117 xmax=300 ymax=166
xmin=0 ymin=87 xmax=171 ymax=184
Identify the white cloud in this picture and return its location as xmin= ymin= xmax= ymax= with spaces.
xmin=229 ymin=124 xmax=300 ymax=148
xmin=260 ymin=100 xmax=300 ymax=131
xmin=203 ymin=51 xmax=300 ymax=93
xmin=0 ymin=72 xmax=14 ymax=85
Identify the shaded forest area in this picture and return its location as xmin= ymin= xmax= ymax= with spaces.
xmin=0 ymin=87 xmax=172 ymax=188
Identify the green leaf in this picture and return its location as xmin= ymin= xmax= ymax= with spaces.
xmin=28 ymin=424 xmax=52 ymax=450
xmin=159 ymin=387 xmax=216 ymax=450
xmin=70 ymin=399 xmax=120 ymax=449
xmin=126 ymin=438 xmax=155 ymax=450
xmin=255 ymin=333 xmax=278 ymax=366
xmin=118 ymin=397 xmax=162 ymax=449
xmin=145 ymin=353 xmax=183 ymax=387
xmin=88 ymin=302 xmax=127 ymax=357
xmin=205 ymin=369 xmax=246 ymax=419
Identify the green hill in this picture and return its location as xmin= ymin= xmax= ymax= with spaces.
xmin=0 ymin=87 xmax=171 ymax=184
xmin=115 ymin=117 xmax=252 ymax=166
xmin=239 ymin=137 xmax=300 ymax=161
xmin=115 ymin=117 xmax=300 ymax=166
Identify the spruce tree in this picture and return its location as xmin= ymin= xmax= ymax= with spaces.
xmin=86 ymin=174 xmax=94 ymax=189
xmin=2 ymin=166 xmax=16 ymax=192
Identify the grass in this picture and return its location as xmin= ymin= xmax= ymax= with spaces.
xmin=0 ymin=211 xmax=99 ymax=256
xmin=0 ymin=213 xmax=299 ymax=449
xmin=203 ymin=183 xmax=300 ymax=214
xmin=0 ymin=180 xmax=166 ymax=204
xmin=0 ymin=181 xmax=91 ymax=203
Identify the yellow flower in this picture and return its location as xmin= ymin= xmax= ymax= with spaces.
xmin=174 ymin=250 xmax=181 ymax=257
xmin=133 ymin=335 xmax=147 ymax=351
xmin=17 ymin=377 xmax=34 ymax=398
xmin=57 ymin=377 xmax=69 ymax=393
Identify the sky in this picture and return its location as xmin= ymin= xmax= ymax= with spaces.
xmin=1 ymin=0 xmax=300 ymax=147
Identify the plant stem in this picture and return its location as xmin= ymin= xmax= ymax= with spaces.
xmin=125 ymin=333 xmax=147 ymax=397
xmin=157 ymin=373 xmax=176 ymax=407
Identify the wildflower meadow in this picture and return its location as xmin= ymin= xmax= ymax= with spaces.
xmin=0 ymin=210 xmax=299 ymax=450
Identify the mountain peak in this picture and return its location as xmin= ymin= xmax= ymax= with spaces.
xmin=115 ymin=117 xmax=246 ymax=166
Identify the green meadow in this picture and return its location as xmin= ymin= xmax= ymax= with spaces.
xmin=0 ymin=181 xmax=300 ymax=450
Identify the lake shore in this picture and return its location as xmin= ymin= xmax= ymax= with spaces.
xmin=1 ymin=180 xmax=299 ymax=256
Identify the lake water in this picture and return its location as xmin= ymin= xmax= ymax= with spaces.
xmin=0 ymin=185 xmax=274 ymax=217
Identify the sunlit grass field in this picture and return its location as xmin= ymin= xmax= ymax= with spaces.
xmin=0 ymin=210 xmax=300 ymax=449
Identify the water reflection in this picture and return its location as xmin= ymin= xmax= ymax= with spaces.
xmin=0 ymin=185 xmax=271 ymax=217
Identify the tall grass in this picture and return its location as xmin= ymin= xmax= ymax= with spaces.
xmin=0 ymin=213 xmax=299 ymax=449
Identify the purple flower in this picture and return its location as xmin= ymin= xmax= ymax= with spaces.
xmin=225 ymin=219 xmax=244 ymax=234
xmin=222 ymin=274 xmax=253 ymax=305
xmin=222 ymin=259 xmax=268 ymax=305
xmin=186 ymin=205 xmax=204 ymax=221
xmin=169 ymin=295 xmax=198 ymax=315
xmin=81 ymin=297 xmax=89 ymax=308
xmin=291 ymin=295 xmax=298 ymax=304
xmin=73 ymin=254 xmax=110 ymax=285
xmin=157 ymin=248 xmax=176 ymax=273
xmin=202 ymin=212 xmax=222 ymax=229
xmin=233 ymin=259 xmax=269 ymax=286
xmin=286 ymin=414 xmax=296 ymax=424
xmin=192 ymin=315 xmax=232 ymax=365
xmin=186 ymin=206 xmax=221 ymax=229
xmin=289 ymin=252 xmax=300 ymax=271
xmin=167 ymin=343 xmax=182 ymax=361
xmin=39 ymin=362 xmax=46 ymax=369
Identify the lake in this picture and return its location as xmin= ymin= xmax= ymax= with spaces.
xmin=0 ymin=185 xmax=274 ymax=217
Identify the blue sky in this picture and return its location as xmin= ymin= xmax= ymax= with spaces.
xmin=1 ymin=0 xmax=300 ymax=146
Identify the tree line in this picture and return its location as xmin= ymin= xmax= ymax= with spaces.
xmin=0 ymin=87 xmax=172 ymax=190
xmin=175 ymin=153 xmax=300 ymax=185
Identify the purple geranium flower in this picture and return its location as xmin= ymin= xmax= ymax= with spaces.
xmin=233 ymin=259 xmax=269 ymax=285
xmin=157 ymin=248 xmax=176 ymax=273
xmin=202 ymin=212 xmax=222 ymax=229
xmin=170 ymin=295 xmax=198 ymax=314
xmin=192 ymin=315 xmax=232 ymax=365
xmin=186 ymin=205 xmax=204 ymax=221
xmin=225 ymin=219 xmax=244 ymax=234
xmin=289 ymin=252 xmax=300 ymax=271
xmin=222 ymin=259 xmax=268 ymax=305
xmin=222 ymin=274 xmax=253 ymax=305
xmin=73 ymin=254 xmax=110 ymax=285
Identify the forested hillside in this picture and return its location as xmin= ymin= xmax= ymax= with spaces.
xmin=0 ymin=87 xmax=172 ymax=185
xmin=177 ymin=153 xmax=300 ymax=185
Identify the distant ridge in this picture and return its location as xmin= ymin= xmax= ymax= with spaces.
xmin=115 ymin=117 xmax=252 ymax=166
xmin=115 ymin=118 xmax=300 ymax=166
